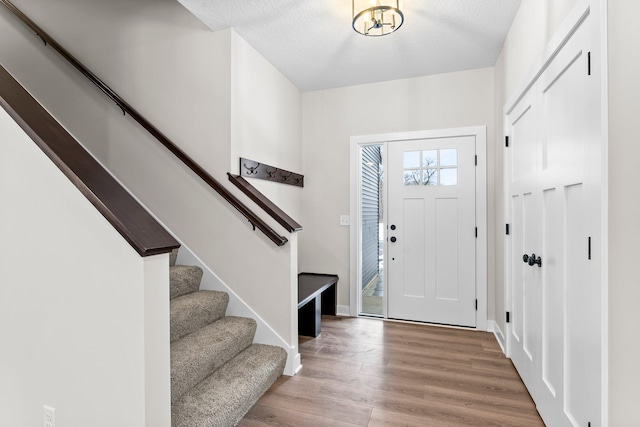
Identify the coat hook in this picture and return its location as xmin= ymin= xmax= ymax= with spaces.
xmin=280 ymin=172 xmax=292 ymax=182
xmin=239 ymin=157 xmax=303 ymax=187
xmin=243 ymin=161 xmax=260 ymax=175
xmin=266 ymin=168 xmax=277 ymax=178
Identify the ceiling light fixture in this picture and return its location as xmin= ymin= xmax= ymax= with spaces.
xmin=352 ymin=0 xmax=404 ymax=37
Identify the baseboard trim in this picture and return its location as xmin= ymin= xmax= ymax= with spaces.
xmin=336 ymin=305 xmax=350 ymax=317
xmin=486 ymin=320 xmax=495 ymax=333
xmin=293 ymin=354 xmax=303 ymax=375
xmin=177 ymin=244 xmax=300 ymax=376
xmin=289 ymin=353 xmax=302 ymax=377
xmin=491 ymin=320 xmax=507 ymax=354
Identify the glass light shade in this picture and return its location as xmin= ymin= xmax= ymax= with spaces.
xmin=352 ymin=0 xmax=404 ymax=36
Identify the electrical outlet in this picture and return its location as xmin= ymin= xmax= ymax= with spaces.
xmin=339 ymin=215 xmax=350 ymax=226
xmin=43 ymin=406 xmax=55 ymax=427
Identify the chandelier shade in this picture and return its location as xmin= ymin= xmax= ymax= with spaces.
xmin=352 ymin=0 xmax=404 ymax=36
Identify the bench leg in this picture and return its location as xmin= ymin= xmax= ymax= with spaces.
xmin=298 ymin=296 xmax=322 ymax=337
xmin=321 ymin=283 xmax=337 ymax=316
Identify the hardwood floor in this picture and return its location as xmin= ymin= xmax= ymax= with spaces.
xmin=239 ymin=316 xmax=544 ymax=427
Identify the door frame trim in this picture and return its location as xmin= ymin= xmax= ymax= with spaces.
xmin=349 ymin=126 xmax=488 ymax=331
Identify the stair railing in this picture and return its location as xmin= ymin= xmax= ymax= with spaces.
xmin=0 ymin=65 xmax=181 ymax=256
xmin=0 ymin=0 xmax=289 ymax=246
xmin=227 ymin=174 xmax=302 ymax=233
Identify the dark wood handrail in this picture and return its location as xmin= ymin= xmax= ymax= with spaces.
xmin=0 ymin=0 xmax=288 ymax=247
xmin=0 ymin=65 xmax=180 ymax=257
xmin=228 ymin=174 xmax=302 ymax=232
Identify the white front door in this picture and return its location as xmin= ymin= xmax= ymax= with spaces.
xmin=387 ymin=136 xmax=476 ymax=327
xmin=505 ymin=3 xmax=602 ymax=425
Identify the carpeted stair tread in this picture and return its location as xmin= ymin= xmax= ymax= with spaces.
xmin=171 ymin=316 xmax=257 ymax=404
xmin=170 ymin=265 xmax=203 ymax=300
xmin=170 ymin=291 xmax=229 ymax=342
xmin=172 ymin=344 xmax=287 ymax=427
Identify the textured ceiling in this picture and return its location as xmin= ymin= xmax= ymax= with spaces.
xmin=177 ymin=0 xmax=522 ymax=92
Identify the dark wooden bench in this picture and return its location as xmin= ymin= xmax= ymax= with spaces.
xmin=298 ymin=273 xmax=338 ymax=337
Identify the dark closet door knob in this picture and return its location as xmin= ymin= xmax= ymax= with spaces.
xmin=390 ymin=236 xmax=397 ymax=243
xmin=522 ymin=254 xmax=529 ymax=263
xmin=528 ymin=253 xmax=542 ymax=267
xmin=390 ymin=225 xmax=396 ymax=230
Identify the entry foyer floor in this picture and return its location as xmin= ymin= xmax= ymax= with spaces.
xmin=239 ymin=316 xmax=544 ymax=426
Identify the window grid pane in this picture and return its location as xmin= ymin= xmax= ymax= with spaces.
xmin=403 ymin=149 xmax=459 ymax=187
xmin=404 ymin=170 xmax=422 ymax=186
xmin=423 ymin=169 xmax=438 ymax=186
xmin=440 ymin=168 xmax=458 ymax=186
xmin=422 ymin=150 xmax=438 ymax=168
xmin=440 ymin=149 xmax=457 ymax=167
xmin=404 ymin=151 xmax=421 ymax=168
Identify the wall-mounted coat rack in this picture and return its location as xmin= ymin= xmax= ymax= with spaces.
xmin=240 ymin=157 xmax=304 ymax=187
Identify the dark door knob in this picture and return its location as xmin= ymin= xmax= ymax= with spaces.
xmin=527 ymin=253 xmax=542 ymax=267
xmin=390 ymin=225 xmax=396 ymax=230
xmin=522 ymin=254 xmax=529 ymax=263
xmin=390 ymin=236 xmax=397 ymax=243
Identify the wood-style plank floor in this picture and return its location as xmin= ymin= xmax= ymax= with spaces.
xmin=239 ymin=316 xmax=544 ymax=427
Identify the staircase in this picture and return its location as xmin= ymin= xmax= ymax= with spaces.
xmin=169 ymin=250 xmax=287 ymax=427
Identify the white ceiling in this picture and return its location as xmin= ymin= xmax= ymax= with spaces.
xmin=177 ymin=0 xmax=522 ymax=92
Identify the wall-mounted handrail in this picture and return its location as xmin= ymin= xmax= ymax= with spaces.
xmin=228 ymin=174 xmax=302 ymax=232
xmin=0 ymin=0 xmax=288 ymax=247
xmin=0 ymin=65 xmax=181 ymax=257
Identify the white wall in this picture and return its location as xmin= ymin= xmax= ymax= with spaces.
xmin=607 ymin=0 xmax=640 ymax=424
xmin=143 ymin=254 xmax=172 ymax=427
xmin=492 ymin=0 xmax=579 ymax=340
xmin=301 ymin=68 xmax=494 ymax=313
xmin=0 ymin=104 xmax=170 ymax=427
xmin=5 ymin=0 xmax=233 ymax=178
xmin=0 ymin=0 xmax=301 ymax=370
xmin=230 ymin=31 xmax=303 ymax=221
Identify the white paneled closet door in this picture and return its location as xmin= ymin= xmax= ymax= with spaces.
xmin=505 ymin=2 xmax=603 ymax=426
xmin=506 ymin=86 xmax=542 ymax=401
